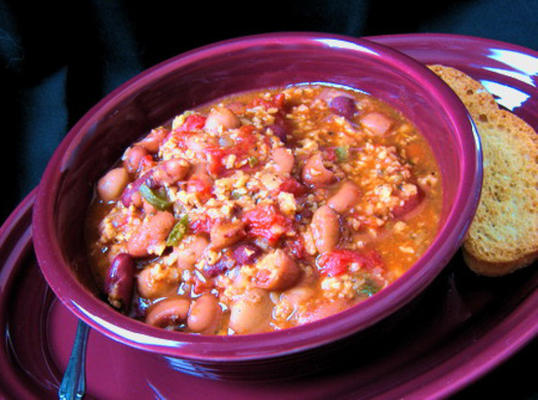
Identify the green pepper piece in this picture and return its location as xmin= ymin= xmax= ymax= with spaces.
xmin=335 ymin=146 xmax=349 ymax=162
xmin=166 ymin=215 xmax=189 ymax=247
xmin=248 ymin=156 xmax=259 ymax=167
xmin=139 ymin=184 xmax=172 ymax=210
xmin=358 ymin=279 xmax=380 ymax=297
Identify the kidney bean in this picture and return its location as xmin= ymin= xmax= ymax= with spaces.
xmin=327 ymin=181 xmax=361 ymax=213
xmin=136 ymin=265 xmax=179 ymax=299
xmin=145 ymin=296 xmax=191 ymax=328
xmin=210 ymin=220 xmax=246 ymax=250
xmin=311 ymin=205 xmax=340 ymax=254
xmin=97 ymin=167 xmax=129 ymax=202
xmin=392 ymin=184 xmax=424 ymax=218
xmin=232 ymin=243 xmax=262 ymax=265
xmin=187 ymin=294 xmax=222 ymax=334
xmin=105 ymin=253 xmax=135 ymax=310
xmin=266 ymin=121 xmax=287 ymax=144
xmin=254 ymin=249 xmax=301 ymax=291
xmin=123 ymin=145 xmax=148 ymax=174
xmin=329 ymin=95 xmax=357 ymax=120
xmin=127 ymin=211 xmax=175 ymax=257
xmin=202 ymin=254 xmax=236 ymax=278
xmin=204 ymin=106 xmax=241 ymax=134
xmin=229 ymin=288 xmax=272 ymax=334
xmin=272 ymin=147 xmax=294 ymax=175
xmin=121 ymin=170 xmax=154 ymax=207
xmin=302 ymin=153 xmax=335 ymax=186
xmin=176 ymin=235 xmax=210 ymax=269
xmin=360 ymin=112 xmax=393 ymax=136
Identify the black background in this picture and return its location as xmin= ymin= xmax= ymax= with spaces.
xmin=1 ymin=0 xmax=536 ymax=398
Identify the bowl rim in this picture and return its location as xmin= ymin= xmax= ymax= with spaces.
xmin=32 ymin=31 xmax=482 ymax=362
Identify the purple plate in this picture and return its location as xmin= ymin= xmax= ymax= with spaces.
xmin=1 ymin=34 xmax=536 ymax=399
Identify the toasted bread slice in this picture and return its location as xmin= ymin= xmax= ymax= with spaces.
xmin=428 ymin=64 xmax=538 ymax=276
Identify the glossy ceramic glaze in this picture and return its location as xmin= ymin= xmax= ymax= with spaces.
xmin=2 ymin=191 xmax=536 ymax=399
xmin=31 ymin=33 xmax=481 ymax=379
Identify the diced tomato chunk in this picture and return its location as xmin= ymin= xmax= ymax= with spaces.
xmin=205 ymin=146 xmax=228 ymax=176
xmin=317 ymin=249 xmax=384 ymax=277
xmin=243 ymin=204 xmax=293 ymax=245
xmin=279 ymin=178 xmax=308 ymax=196
xmin=285 ymin=237 xmax=306 ymax=259
xmin=187 ymin=174 xmax=213 ymax=202
xmin=177 ymin=114 xmax=207 ymax=133
xmin=189 ymin=215 xmax=214 ymax=235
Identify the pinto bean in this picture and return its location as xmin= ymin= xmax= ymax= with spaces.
xmin=296 ymin=298 xmax=349 ymax=325
xmin=187 ymin=294 xmax=222 ymax=334
xmin=105 ymin=253 xmax=135 ymax=310
xmin=176 ymin=235 xmax=209 ymax=269
xmin=327 ymin=181 xmax=361 ymax=213
xmin=272 ymin=147 xmax=294 ymax=175
xmin=360 ymin=112 xmax=393 ymax=136
xmin=137 ymin=265 xmax=179 ymax=299
xmin=137 ymin=127 xmax=168 ymax=153
xmin=123 ymin=145 xmax=148 ymax=173
xmin=204 ymin=106 xmax=241 ymax=134
xmin=229 ymin=288 xmax=272 ymax=334
xmin=153 ymin=158 xmax=190 ymax=185
xmin=302 ymin=153 xmax=335 ymax=186
xmin=210 ymin=220 xmax=246 ymax=250
xmin=254 ymin=249 xmax=301 ymax=291
xmin=145 ymin=296 xmax=190 ymax=328
xmin=97 ymin=167 xmax=129 ymax=202
xmin=127 ymin=211 xmax=175 ymax=257
xmin=311 ymin=205 xmax=339 ymax=254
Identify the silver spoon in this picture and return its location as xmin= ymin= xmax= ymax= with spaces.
xmin=58 ymin=320 xmax=90 ymax=400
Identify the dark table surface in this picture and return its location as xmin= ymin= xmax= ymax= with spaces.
xmin=1 ymin=1 xmax=536 ymax=398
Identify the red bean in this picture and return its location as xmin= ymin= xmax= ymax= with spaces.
xmin=127 ymin=211 xmax=175 ymax=257
xmin=145 ymin=296 xmax=190 ymax=328
xmin=311 ymin=205 xmax=340 ymax=254
xmin=329 ymin=95 xmax=357 ymax=119
xmin=202 ymin=255 xmax=236 ymax=278
xmin=265 ymin=120 xmax=288 ymax=144
xmin=302 ymin=153 xmax=335 ymax=186
xmin=105 ymin=253 xmax=135 ymax=310
xmin=187 ymin=294 xmax=222 ymax=334
xmin=232 ymin=243 xmax=262 ymax=265
xmin=392 ymin=184 xmax=424 ymax=218
xmin=254 ymin=249 xmax=301 ymax=291
xmin=121 ymin=170 xmax=154 ymax=207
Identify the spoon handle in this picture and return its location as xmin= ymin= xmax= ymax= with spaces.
xmin=58 ymin=320 xmax=90 ymax=400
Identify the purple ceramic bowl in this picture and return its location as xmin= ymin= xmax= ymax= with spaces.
xmin=32 ymin=32 xmax=482 ymax=381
